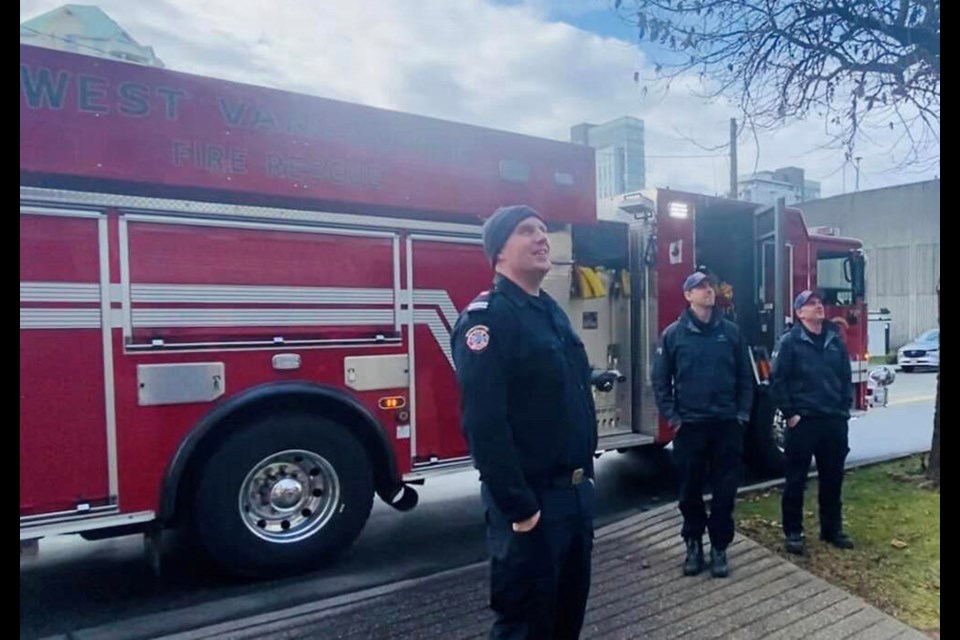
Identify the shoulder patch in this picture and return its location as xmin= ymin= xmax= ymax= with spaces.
xmin=465 ymin=324 xmax=490 ymax=352
xmin=467 ymin=300 xmax=489 ymax=312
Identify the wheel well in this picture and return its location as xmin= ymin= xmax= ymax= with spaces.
xmin=161 ymin=382 xmax=401 ymax=525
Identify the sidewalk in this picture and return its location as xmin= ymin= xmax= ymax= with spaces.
xmin=157 ymin=504 xmax=927 ymax=640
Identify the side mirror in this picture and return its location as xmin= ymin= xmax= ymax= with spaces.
xmin=849 ymin=251 xmax=866 ymax=300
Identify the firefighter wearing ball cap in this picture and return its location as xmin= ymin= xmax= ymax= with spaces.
xmin=652 ymin=271 xmax=754 ymax=579
xmin=772 ymin=290 xmax=856 ymax=556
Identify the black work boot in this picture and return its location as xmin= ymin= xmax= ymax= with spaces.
xmin=710 ymin=547 xmax=729 ymax=578
xmin=784 ymin=532 xmax=806 ymax=555
xmin=683 ymin=538 xmax=705 ymax=576
xmin=821 ymin=531 xmax=855 ymax=549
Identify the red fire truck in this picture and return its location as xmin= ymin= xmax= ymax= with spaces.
xmin=20 ymin=44 xmax=868 ymax=577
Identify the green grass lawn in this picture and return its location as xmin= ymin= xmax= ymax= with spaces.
xmin=736 ymin=455 xmax=940 ymax=634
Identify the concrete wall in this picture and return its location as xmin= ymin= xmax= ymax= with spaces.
xmin=799 ymin=179 xmax=940 ymax=349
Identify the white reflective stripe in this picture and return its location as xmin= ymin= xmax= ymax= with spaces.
xmin=414 ymin=290 xmax=460 ymax=328
xmin=132 ymin=308 xmax=395 ymax=328
xmin=131 ymin=284 xmax=394 ymax=305
xmin=24 ymin=280 xmax=458 ymax=310
xmin=20 ymin=282 xmax=100 ymax=302
xmin=20 ymin=308 xmax=101 ymax=329
xmin=21 ymin=281 xmax=463 ymax=368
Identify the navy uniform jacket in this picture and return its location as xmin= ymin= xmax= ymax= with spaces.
xmin=771 ymin=322 xmax=853 ymax=419
xmin=651 ymin=308 xmax=754 ymax=425
xmin=451 ymin=275 xmax=598 ymax=522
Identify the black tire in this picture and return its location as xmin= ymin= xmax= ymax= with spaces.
xmin=192 ymin=413 xmax=374 ymax=578
xmin=901 ymin=366 xmax=915 ymax=373
xmin=744 ymin=389 xmax=785 ymax=478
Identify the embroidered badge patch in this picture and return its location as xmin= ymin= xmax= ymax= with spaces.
xmin=465 ymin=325 xmax=490 ymax=352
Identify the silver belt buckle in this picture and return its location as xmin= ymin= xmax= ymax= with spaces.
xmin=571 ymin=468 xmax=585 ymax=485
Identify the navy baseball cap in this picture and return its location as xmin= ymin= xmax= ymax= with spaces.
xmin=682 ymin=272 xmax=709 ymax=292
xmin=793 ymin=290 xmax=822 ymax=310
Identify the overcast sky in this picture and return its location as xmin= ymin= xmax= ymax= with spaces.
xmin=21 ymin=0 xmax=940 ymax=197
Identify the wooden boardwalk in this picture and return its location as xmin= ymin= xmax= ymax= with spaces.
xmin=163 ymin=504 xmax=926 ymax=640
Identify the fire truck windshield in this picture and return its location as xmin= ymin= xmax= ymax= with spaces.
xmin=816 ymin=252 xmax=856 ymax=306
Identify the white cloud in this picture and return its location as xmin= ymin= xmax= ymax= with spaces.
xmin=20 ymin=0 xmax=938 ymax=197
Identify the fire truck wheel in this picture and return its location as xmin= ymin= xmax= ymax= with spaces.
xmin=745 ymin=391 xmax=786 ymax=478
xmin=192 ymin=413 xmax=374 ymax=578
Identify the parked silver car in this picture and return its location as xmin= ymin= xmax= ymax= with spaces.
xmin=897 ymin=328 xmax=940 ymax=372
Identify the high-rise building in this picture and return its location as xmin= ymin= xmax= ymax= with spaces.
xmin=571 ymin=116 xmax=645 ymax=198
xmin=21 ymin=4 xmax=164 ymax=68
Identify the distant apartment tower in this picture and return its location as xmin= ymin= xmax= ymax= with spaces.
xmin=20 ymin=4 xmax=164 ymax=68
xmin=571 ymin=117 xmax=646 ymax=198
xmin=738 ymin=166 xmax=821 ymax=206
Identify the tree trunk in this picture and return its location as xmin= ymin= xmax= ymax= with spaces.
xmin=927 ymin=279 xmax=940 ymax=485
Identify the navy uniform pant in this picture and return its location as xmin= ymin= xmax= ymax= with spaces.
xmin=672 ymin=420 xmax=743 ymax=549
xmin=481 ymin=480 xmax=595 ymax=640
xmin=782 ymin=416 xmax=850 ymax=538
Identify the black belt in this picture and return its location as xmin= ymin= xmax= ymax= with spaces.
xmin=527 ymin=467 xmax=589 ymax=489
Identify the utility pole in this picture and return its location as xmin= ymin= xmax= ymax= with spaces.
xmin=855 ymin=156 xmax=862 ymax=191
xmin=729 ymin=118 xmax=738 ymax=199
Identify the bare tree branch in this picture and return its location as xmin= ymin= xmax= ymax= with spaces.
xmin=622 ymin=0 xmax=940 ymax=159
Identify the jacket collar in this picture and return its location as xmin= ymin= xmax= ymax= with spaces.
xmin=678 ymin=307 xmax=719 ymax=334
xmin=793 ymin=321 xmax=840 ymax=348
xmin=494 ymin=273 xmax=552 ymax=309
